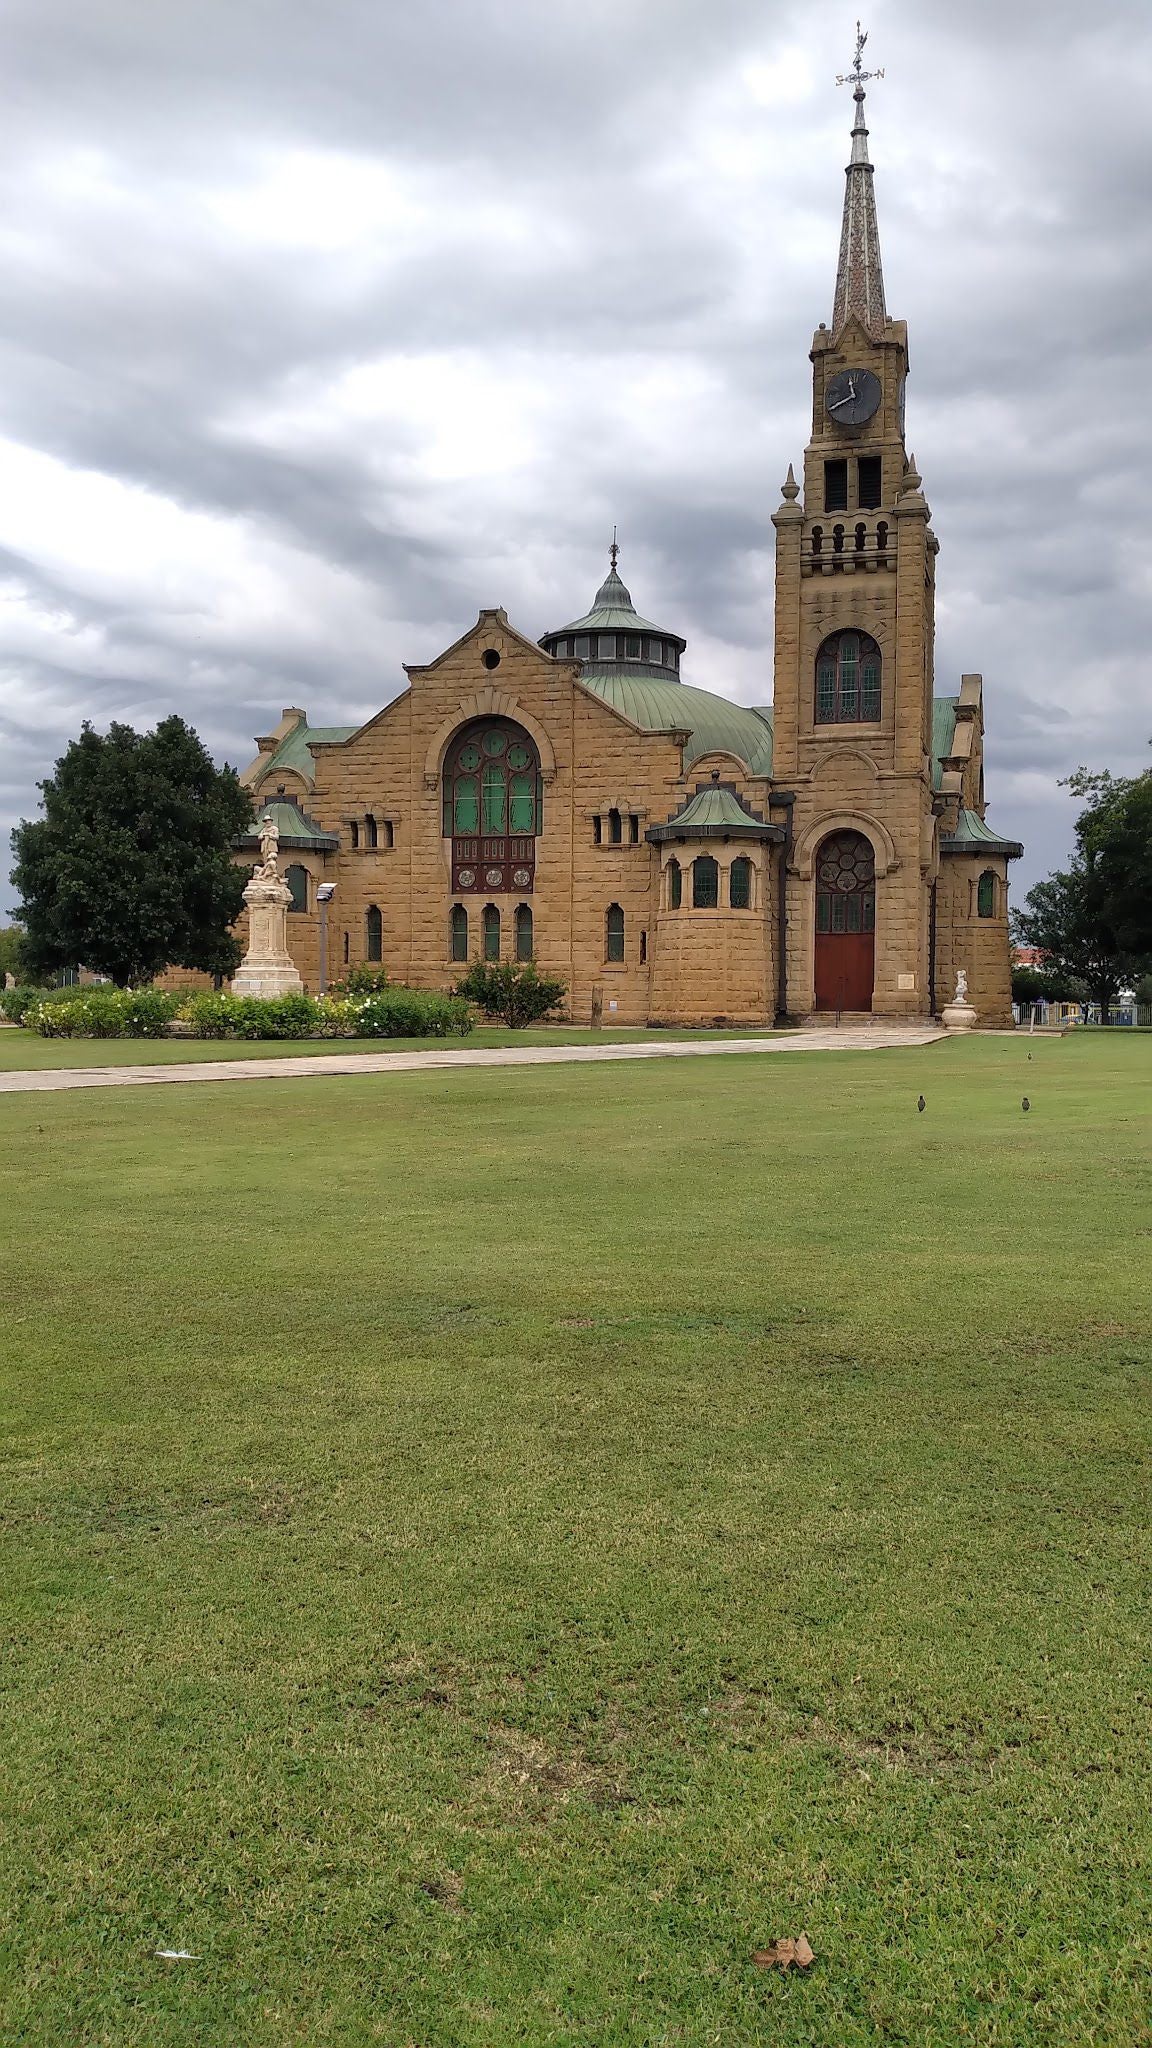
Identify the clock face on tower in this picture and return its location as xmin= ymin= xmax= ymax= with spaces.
xmin=826 ymin=368 xmax=882 ymax=426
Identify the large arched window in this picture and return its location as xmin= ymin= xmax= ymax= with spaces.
xmin=977 ymin=870 xmax=997 ymax=919
xmin=515 ymin=903 xmax=533 ymax=961
xmin=444 ymin=718 xmax=542 ymax=897
xmin=366 ymin=904 xmax=383 ymax=962
xmin=285 ymin=864 xmax=308 ymax=914
xmin=606 ymin=903 xmax=625 ymax=961
xmin=729 ymin=857 xmax=752 ymax=910
xmin=815 ymin=631 xmax=882 ymax=724
xmin=667 ymin=859 xmax=682 ymax=909
xmin=482 ymin=903 xmax=500 ymax=960
xmin=815 ymin=832 xmax=876 ymax=933
xmin=692 ymin=856 xmax=719 ymax=908
xmin=450 ymin=903 xmax=469 ymax=961
xmin=443 ymin=720 xmax=541 ymax=838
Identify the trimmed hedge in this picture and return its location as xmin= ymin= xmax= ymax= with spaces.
xmin=21 ymin=983 xmax=475 ymax=1042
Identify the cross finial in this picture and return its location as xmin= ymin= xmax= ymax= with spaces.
xmin=609 ymin=526 xmax=619 ymax=573
xmin=836 ymin=21 xmax=884 ymax=92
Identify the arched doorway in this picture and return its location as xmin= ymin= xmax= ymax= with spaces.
xmin=814 ymin=830 xmax=875 ymax=1012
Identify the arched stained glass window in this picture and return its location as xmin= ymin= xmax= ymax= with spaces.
xmin=729 ymin=857 xmax=752 ymax=909
xmin=667 ymin=859 xmax=682 ymax=909
xmin=515 ymin=903 xmax=533 ymax=961
xmin=285 ymin=864 xmax=308 ymax=914
xmin=366 ymin=904 xmax=382 ymax=961
xmin=692 ymin=855 xmax=719 ymax=908
xmin=606 ymin=903 xmax=625 ymax=961
xmin=443 ymin=720 xmax=542 ymax=839
xmin=815 ymin=631 xmax=882 ymax=723
xmin=450 ymin=903 xmax=468 ymax=961
xmin=815 ymin=831 xmax=875 ymax=933
xmin=977 ymin=870 xmax=997 ymax=919
xmin=483 ymin=903 xmax=500 ymax=960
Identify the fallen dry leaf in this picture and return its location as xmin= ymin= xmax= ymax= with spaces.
xmin=752 ymin=1932 xmax=815 ymax=1971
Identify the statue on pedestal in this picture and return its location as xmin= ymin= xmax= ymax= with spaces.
xmin=941 ymin=966 xmax=978 ymax=1033
xmin=231 ymin=809 xmax=306 ymax=999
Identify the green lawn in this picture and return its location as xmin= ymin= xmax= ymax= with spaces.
xmin=0 ymin=1022 xmax=788 ymax=1071
xmin=1 ymin=1033 xmax=1149 ymax=2046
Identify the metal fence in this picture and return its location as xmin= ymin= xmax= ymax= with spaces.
xmin=1013 ymin=1001 xmax=1152 ymax=1030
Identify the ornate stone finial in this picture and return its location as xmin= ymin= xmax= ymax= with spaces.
xmin=609 ymin=526 xmax=619 ymax=573
xmin=781 ymin=464 xmax=800 ymax=503
xmin=902 ymin=454 xmax=923 ymax=493
xmin=832 ymin=23 xmax=887 ymax=337
xmin=257 ymin=810 xmax=280 ymax=879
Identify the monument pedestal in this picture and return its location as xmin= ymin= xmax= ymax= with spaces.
xmin=231 ymin=874 xmax=305 ymax=997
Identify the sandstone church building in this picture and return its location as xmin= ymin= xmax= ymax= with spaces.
xmin=233 ymin=60 xmax=1021 ymax=1027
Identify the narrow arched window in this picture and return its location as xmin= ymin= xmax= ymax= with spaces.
xmin=343 ymin=930 xmax=349 ymax=964
xmin=877 ymin=520 xmax=889 ymax=554
xmin=482 ymin=903 xmax=500 ymax=961
xmin=593 ymin=814 xmax=602 ymax=845
xmin=854 ymin=522 xmax=866 ymax=553
xmin=515 ymin=903 xmax=533 ymax=961
xmin=977 ymin=870 xmax=997 ymax=919
xmin=692 ymin=856 xmax=719 ymax=908
xmin=729 ymin=857 xmax=752 ymax=909
xmin=606 ymin=903 xmax=625 ymax=961
xmin=450 ymin=903 xmax=468 ymax=961
xmin=285 ymin=864 xmax=308 ymax=914
xmin=815 ymin=630 xmax=882 ymax=723
xmin=349 ymin=819 xmax=359 ymax=850
xmin=365 ymin=814 xmax=379 ymax=849
xmin=832 ymin=524 xmax=845 ymax=554
xmin=366 ymin=905 xmax=382 ymax=961
xmin=384 ymin=819 xmax=394 ymax=849
xmin=608 ymin=808 xmax=622 ymax=845
xmin=811 ymin=525 xmax=823 ymax=555
xmin=668 ymin=859 xmax=682 ymax=909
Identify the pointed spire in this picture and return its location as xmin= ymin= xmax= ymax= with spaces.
xmin=832 ymin=24 xmax=887 ymax=338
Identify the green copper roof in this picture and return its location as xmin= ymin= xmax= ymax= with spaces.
xmin=581 ymin=671 xmax=775 ymax=775
xmin=261 ymin=722 xmax=356 ymax=785
xmin=234 ymin=798 xmax=339 ymax=853
xmin=931 ymin=697 xmax=959 ymax=790
xmin=941 ymin=807 xmax=1023 ymax=858
xmin=545 ymin=564 xmax=683 ymax=644
xmin=647 ymin=782 xmax=782 ymax=842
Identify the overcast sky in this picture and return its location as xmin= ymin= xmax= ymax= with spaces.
xmin=1 ymin=0 xmax=1149 ymax=914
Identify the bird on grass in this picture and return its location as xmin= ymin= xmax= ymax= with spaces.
xmin=917 ymin=1095 xmax=926 ymax=1113
xmin=1022 ymin=1097 xmax=1031 ymax=1113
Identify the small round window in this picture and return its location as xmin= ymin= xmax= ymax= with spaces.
xmin=482 ymin=729 xmax=506 ymax=756
xmin=457 ymin=742 xmax=481 ymax=771
xmin=507 ymin=743 xmax=531 ymax=770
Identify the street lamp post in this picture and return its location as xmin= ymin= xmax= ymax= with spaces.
xmin=316 ymin=883 xmax=336 ymax=995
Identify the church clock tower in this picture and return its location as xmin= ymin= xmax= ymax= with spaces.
xmin=771 ymin=30 xmax=939 ymax=1018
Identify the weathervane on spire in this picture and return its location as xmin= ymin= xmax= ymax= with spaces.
xmin=609 ymin=526 xmax=619 ymax=573
xmin=836 ymin=21 xmax=884 ymax=92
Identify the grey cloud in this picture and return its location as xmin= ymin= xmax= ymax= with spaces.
xmin=1 ymin=0 xmax=1150 ymax=916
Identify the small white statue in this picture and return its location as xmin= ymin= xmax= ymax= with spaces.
xmin=954 ymin=968 xmax=969 ymax=1004
xmin=257 ymin=811 xmax=280 ymax=879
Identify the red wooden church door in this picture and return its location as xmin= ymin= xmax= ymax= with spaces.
xmin=814 ymin=831 xmax=875 ymax=1012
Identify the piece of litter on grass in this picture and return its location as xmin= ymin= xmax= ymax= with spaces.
xmin=156 ymin=1950 xmax=198 ymax=1960
xmin=752 ymin=1932 xmax=815 ymax=1971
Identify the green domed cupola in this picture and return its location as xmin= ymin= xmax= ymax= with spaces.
xmin=540 ymin=540 xmax=686 ymax=678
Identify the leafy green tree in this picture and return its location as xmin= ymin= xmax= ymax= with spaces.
xmin=1011 ymin=866 xmax=1140 ymax=1021
xmin=11 ymin=717 xmax=252 ymax=987
xmin=1072 ymin=768 xmax=1152 ymax=959
xmin=0 ymin=925 xmax=25 ymax=984
xmin=1010 ymin=964 xmax=1083 ymax=1007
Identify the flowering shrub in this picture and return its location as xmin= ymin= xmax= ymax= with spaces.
xmin=339 ymin=988 xmax=473 ymax=1038
xmin=333 ymin=965 xmax=391 ymax=996
xmin=30 ymin=988 xmax=178 ymax=1037
xmin=452 ymin=961 xmax=567 ymax=1028
xmin=1 ymin=984 xmax=57 ymax=1025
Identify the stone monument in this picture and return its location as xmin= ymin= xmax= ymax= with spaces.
xmin=231 ymin=813 xmax=306 ymax=998
xmin=941 ymin=968 xmax=978 ymax=1033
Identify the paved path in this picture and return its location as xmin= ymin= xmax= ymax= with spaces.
xmin=0 ymin=1026 xmax=945 ymax=1095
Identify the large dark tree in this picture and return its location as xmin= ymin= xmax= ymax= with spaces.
xmin=11 ymin=717 xmax=252 ymax=987
xmin=1012 ymin=759 xmax=1152 ymax=1019
xmin=1073 ymin=768 xmax=1152 ymax=960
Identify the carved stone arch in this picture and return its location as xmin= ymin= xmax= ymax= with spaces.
xmin=809 ymin=745 xmax=882 ymax=781
xmin=423 ymin=690 xmax=556 ymax=787
xmin=794 ymin=810 xmax=899 ymax=880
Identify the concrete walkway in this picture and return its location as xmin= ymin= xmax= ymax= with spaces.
xmin=0 ymin=1025 xmax=945 ymax=1095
